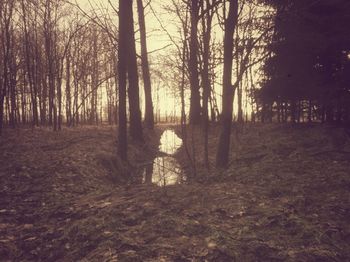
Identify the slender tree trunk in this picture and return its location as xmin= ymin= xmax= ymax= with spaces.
xmin=216 ymin=0 xmax=238 ymax=168
xmin=0 ymin=1 xmax=14 ymax=134
xmin=21 ymin=0 xmax=39 ymax=127
xmin=118 ymin=0 xmax=129 ymax=160
xmin=9 ymin=45 xmax=17 ymax=128
xmin=44 ymin=1 xmax=55 ymax=128
xmin=57 ymin=73 xmax=62 ymax=130
xmin=0 ymin=94 xmax=4 ymax=135
xmin=41 ymin=64 xmax=47 ymax=125
xmin=236 ymin=34 xmax=243 ymax=123
xmin=66 ymin=52 xmax=72 ymax=126
xmin=91 ymin=27 xmax=98 ymax=125
xmin=201 ymin=0 xmax=214 ymax=168
xmin=189 ymin=0 xmax=201 ymax=125
xmin=137 ymin=0 xmax=154 ymax=129
xmin=113 ymin=55 xmax=119 ymax=125
xmin=290 ymin=99 xmax=296 ymax=123
xmin=277 ymin=98 xmax=281 ymax=123
xmin=21 ymin=75 xmax=27 ymax=124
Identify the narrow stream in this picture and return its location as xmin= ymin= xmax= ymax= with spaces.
xmin=142 ymin=129 xmax=185 ymax=186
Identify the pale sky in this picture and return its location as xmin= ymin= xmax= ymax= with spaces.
xmin=71 ymin=0 xmax=267 ymax=119
xmin=72 ymin=0 xmax=182 ymax=118
xmin=73 ymin=0 xmax=177 ymax=53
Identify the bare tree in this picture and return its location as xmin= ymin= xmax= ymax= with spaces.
xmin=118 ymin=0 xmax=129 ymax=160
xmin=126 ymin=0 xmax=143 ymax=142
xmin=200 ymin=0 xmax=217 ymax=168
xmin=0 ymin=0 xmax=15 ymax=134
xmin=137 ymin=0 xmax=154 ymax=129
xmin=188 ymin=0 xmax=202 ymax=125
xmin=216 ymin=0 xmax=238 ymax=168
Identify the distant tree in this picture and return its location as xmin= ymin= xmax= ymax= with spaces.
xmin=260 ymin=0 xmax=350 ymax=124
xmin=21 ymin=0 xmax=40 ymax=127
xmin=0 ymin=0 xmax=15 ymax=135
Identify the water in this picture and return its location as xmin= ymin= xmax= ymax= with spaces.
xmin=143 ymin=129 xmax=185 ymax=186
xmin=159 ymin=130 xmax=183 ymax=155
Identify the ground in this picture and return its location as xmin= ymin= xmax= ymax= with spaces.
xmin=0 ymin=124 xmax=349 ymax=261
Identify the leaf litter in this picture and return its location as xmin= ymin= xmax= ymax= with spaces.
xmin=0 ymin=124 xmax=349 ymax=261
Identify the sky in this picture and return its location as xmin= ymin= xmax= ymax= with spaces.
xmin=71 ymin=0 xmax=264 ymax=120
xmin=73 ymin=0 xmax=177 ymax=53
xmin=73 ymin=0 xmax=187 ymax=118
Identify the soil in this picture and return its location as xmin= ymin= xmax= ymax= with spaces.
xmin=0 ymin=123 xmax=349 ymax=261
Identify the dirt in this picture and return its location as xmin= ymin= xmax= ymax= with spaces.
xmin=0 ymin=124 xmax=349 ymax=261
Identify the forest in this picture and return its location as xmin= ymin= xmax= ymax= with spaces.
xmin=0 ymin=0 xmax=350 ymax=261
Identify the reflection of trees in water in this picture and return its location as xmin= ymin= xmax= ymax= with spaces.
xmin=152 ymin=157 xmax=182 ymax=186
xmin=143 ymin=129 xmax=184 ymax=186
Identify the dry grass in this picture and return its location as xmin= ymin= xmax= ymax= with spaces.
xmin=0 ymin=123 xmax=349 ymax=261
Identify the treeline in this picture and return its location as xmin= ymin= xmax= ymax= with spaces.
xmin=1 ymin=0 xmax=348 ymax=167
xmin=258 ymin=0 xmax=350 ymax=124
xmin=151 ymin=0 xmax=274 ymax=167
xmin=0 ymin=0 xmax=118 ymax=134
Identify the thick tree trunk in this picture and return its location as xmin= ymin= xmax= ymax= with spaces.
xmin=126 ymin=0 xmax=143 ymax=142
xmin=216 ymin=0 xmax=238 ymax=168
xmin=137 ymin=0 xmax=154 ymax=129
xmin=189 ymin=0 xmax=201 ymax=125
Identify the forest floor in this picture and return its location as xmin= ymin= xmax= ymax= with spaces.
xmin=0 ymin=123 xmax=349 ymax=261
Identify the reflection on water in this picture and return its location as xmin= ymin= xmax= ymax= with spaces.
xmin=159 ymin=129 xmax=183 ymax=154
xmin=143 ymin=156 xmax=184 ymax=186
xmin=143 ymin=129 xmax=185 ymax=186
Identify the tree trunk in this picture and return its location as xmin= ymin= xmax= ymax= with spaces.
xmin=308 ymin=100 xmax=312 ymax=123
xmin=189 ymin=0 xmax=201 ymax=125
xmin=137 ymin=0 xmax=154 ymax=129
xmin=290 ymin=99 xmax=296 ymax=123
xmin=9 ymin=45 xmax=17 ymax=128
xmin=118 ymin=0 xmax=129 ymax=160
xmin=201 ymin=0 xmax=214 ymax=168
xmin=126 ymin=0 xmax=143 ymax=142
xmin=21 ymin=0 xmax=39 ymax=127
xmin=91 ymin=27 xmax=99 ymax=125
xmin=216 ymin=0 xmax=238 ymax=168
xmin=66 ymin=52 xmax=72 ymax=126
xmin=0 ymin=1 xmax=15 ymax=134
